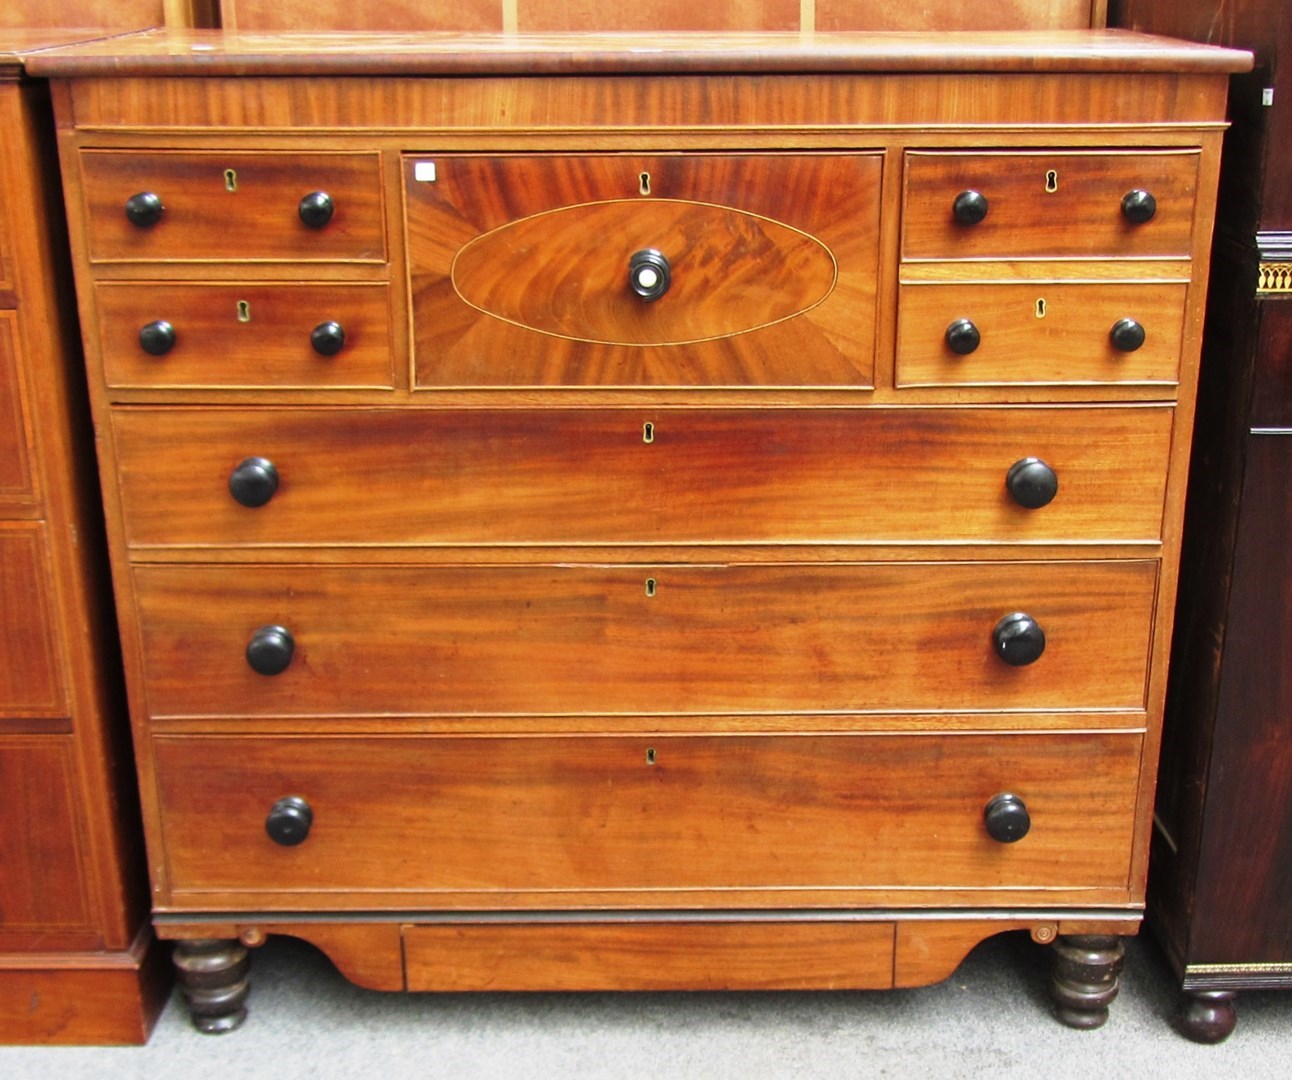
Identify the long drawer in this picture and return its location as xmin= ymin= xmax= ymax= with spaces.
xmin=152 ymin=731 xmax=1142 ymax=896
xmin=133 ymin=560 xmax=1157 ymax=718
xmin=111 ymin=406 xmax=1173 ymax=547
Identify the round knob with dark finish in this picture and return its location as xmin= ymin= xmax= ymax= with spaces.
xmin=984 ymin=793 xmax=1031 ymax=843
xmin=952 ymin=190 xmax=989 ymax=226
xmin=298 ymin=191 xmax=334 ymax=229
xmin=138 ymin=319 xmax=176 ymax=356
xmin=628 ymin=248 xmax=671 ymax=301
xmin=245 ymin=625 xmax=294 ymax=676
xmin=945 ymin=318 xmax=981 ymax=355
xmin=310 ymin=320 xmax=346 ymax=356
xmin=1121 ymin=189 xmax=1157 ymax=225
xmin=1006 ymin=457 xmax=1059 ymax=510
xmin=265 ymin=796 xmax=313 ymax=847
xmin=993 ymin=612 xmax=1046 ymax=667
xmin=124 ymin=191 xmax=164 ymax=228
xmin=1110 ymin=318 xmax=1146 ymax=353
xmin=228 ymin=457 xmax=279 ymax=509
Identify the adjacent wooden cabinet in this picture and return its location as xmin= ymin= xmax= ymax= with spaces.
xmin=29 ymin=28 xmax=1247 ymax=1033
xmin=0 ymin=33 xmax=164 ymax=1045
xmin=1110 ymin=0 xmax=1292 ymax=1043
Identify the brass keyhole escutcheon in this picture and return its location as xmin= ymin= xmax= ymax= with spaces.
xmin=1035 ymin=298 xmax=1047 ymax=319
xmin=645 ymin=578 xmax=657 ymax=597
xmin=642 ymin=421 xmax=655 ymax=444
xmin=237 ymin=300 xmax=252 ymax=323
xmin=639 ymin=171 xmax=652 ymax=196
xmin=224 ymin=168 xmax=238 ymax=192
xmin=1044 ymin=169 xmax=1058 ymax=193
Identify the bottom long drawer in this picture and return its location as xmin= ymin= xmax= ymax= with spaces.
xmin=153 ymin=731 xmax=1141 ymax=901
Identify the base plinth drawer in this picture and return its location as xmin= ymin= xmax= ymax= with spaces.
xmin=133 ymin=560 xmax=1157 ymax=718
xmin=152 ymin=731 xmax=1142 ymax=896
xmin=897 ymin=282 xmax=1186 ymax=387
xmin=80 ymin=150 xmax=386 ymax=263
xmin=95 ymin=283 xmax=393 ymax=389
xmin=901 ymin=149 xmax=1199 ymax=260
xmin=112 ymin=405 xmax=1173 ymax=547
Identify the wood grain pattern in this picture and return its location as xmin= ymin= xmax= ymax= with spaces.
xmin=0 ymin=314 xmax=35 ymax=499
xmin=79 ymin=149 xmax=386 ymax=263
xmin=818 ymin=1 xmax=1102 ymax=31
xmin=407 ymin=154 xmax=878 ymax=387
xmin=96 ymin=282 xmax=394 ymax=388
xmin=132 ymin=561 xmax=1157 ymax=718
xmin=223 ymin=0 xmax=501 ymax=31
xmin=895 ymin=282 xmax=1187 ymax=387
xmin=902 ymin=150 xmax=1200 ymax=262
xmin=0 ymin=2 xmax=167 ymax=29
xmin=110 ymin=405 xmax=1174 ymax=547
xmin=404 ymin=921 xmax=895 ymax=991
xmin=152 ymin=731 xmax=1142 ymax=895
xmin=0 ymin=527 xmax=64 ymax=716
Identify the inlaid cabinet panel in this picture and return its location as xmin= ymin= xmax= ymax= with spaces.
xmin=0 ymin=526 xmax=64 ymax=718
xmin=0 ymin=314 xmax=34 ymax=500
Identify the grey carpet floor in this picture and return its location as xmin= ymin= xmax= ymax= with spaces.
xmin=2 ymin=930 xmax=1288 ymax=1078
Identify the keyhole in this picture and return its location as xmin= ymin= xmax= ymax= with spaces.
xmin=642 ymin=422 xmax=655 ymax=444
xmin=645 ymin=578 xmax=657 ymax=597
xmin=1035 ymin=298 xmax=1047 ymax=319
xmin=237 ymin=300 xmax=252 ymax=323
xmin=224 ymin=168 xmax=238 ymax=192
xmin=1045 ymin=170 xmax=1058 ymax=193
xmin=639 ymin=172 xmax=651 ymax=196
xmin=646 ymin=748 xmax=657 ymax=765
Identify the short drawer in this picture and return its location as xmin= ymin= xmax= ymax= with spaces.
xmin=902 ymin=150 xmax=1199 ymax=261
xmin=79 ymin=151 xmax=386 ymax=263
xmin=95 ymin=283 xmax=394 ymax=389
xmin=405 ymin=152 xmax=881 ymax=388
xmin=112 ymin=405 xmax=1173 ymax=546
xmin=152 ymin=731 xmax=1142 ymax=896
xmin=896 ymin=282 xmax=1187 ymax=387
xmin=0 ymin=526 xmax=64 ymax=717
xmin=133 ymin=560 xmax=1157 ymax=718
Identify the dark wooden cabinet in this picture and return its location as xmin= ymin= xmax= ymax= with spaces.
xmin=1110 ymin=0 xmax=1292 ymax=1042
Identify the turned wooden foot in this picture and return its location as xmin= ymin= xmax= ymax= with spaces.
xmin=1179 ymin=989 xmax=1238 ymax=1043
xmin=173 ymin=938 xmax=250 ymax=1034
xmin=1050 ymin=934 xmax=1125 ymax=1029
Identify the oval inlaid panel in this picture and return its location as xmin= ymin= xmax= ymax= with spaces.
xmin=451 ymin=199 xmax=837 ymax=346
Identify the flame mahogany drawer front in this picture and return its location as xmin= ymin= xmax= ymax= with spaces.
xmin=151 ymin=731 xmax=1142 ymax=898
xmin=111 ymin=405 xmax=1174 ymax=547
xmin=405 ymin=153 xmax=882 ymax=388
xmin=132 ymin=560 xmax=1157 ymax=718
xmin=901 ymin=150 xmax=1200 ymax=261
xmin=95 ymin=282 xmax=395 ymax=389
xmin=79 ymin=150 xmax=387 ymax=264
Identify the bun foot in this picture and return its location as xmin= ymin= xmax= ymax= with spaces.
xmin=1179 ymin=990 xmax=1237 ymax=1043
xmin=1050 ymin=934 xmax=1125 ymax=1029
xmin=173 ymin=938 xmax=251 ymax=1034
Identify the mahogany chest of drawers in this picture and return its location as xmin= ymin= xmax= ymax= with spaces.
xmin=29 ymin=28 xmax=1249 ymax=1032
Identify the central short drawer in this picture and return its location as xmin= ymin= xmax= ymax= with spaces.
xmin=133 ymin=560 xmax=1157 ymax=718
xmin=111 ymin=406 xmax=1173 ymax=547
xmin=152 ymin=731 xmax=1142 ymax=897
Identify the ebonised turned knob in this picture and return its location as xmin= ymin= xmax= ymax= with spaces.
xmin=952 ymin=190 xmax=989 ymax=226
xmin=139 ymin=319 xmax=176 ymax=356
xmin=1121 ymin=189 xmax=1157 ymax=225
xmin=298 ymin=191 xmax=334 ymax=229
xmin=1110 ymin=318 xmax=1146 ymax=353
xmin=124 ymin=191 xmax=164 ymax=228
xmin=246 ymin=624 xmax=294 ymax=676
xmin=228 ymin=457 xmax=279 ymax=508
xmin=628 ymin=248 xmax=671 ymax=301
xmin=310 ymin=320 xmax=346 ymax=356
xmin=984 ymin=793 xmax=1031 ymax=843
xmin=945 ymin=318 xmax=981 ymax=355
xmin=993 ymin=612 xmax=1046 ymax=667
xmin=265 ymin=796 xmax=313 ymax=846
xmin=1006 ymin=457 xmax=1059 ymax=509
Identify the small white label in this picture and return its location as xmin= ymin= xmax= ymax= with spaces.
xmin=414 ymin=161 xmax=438 ymax=183
xmin=1263 ymin=87 xmax=1275 ymax=107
